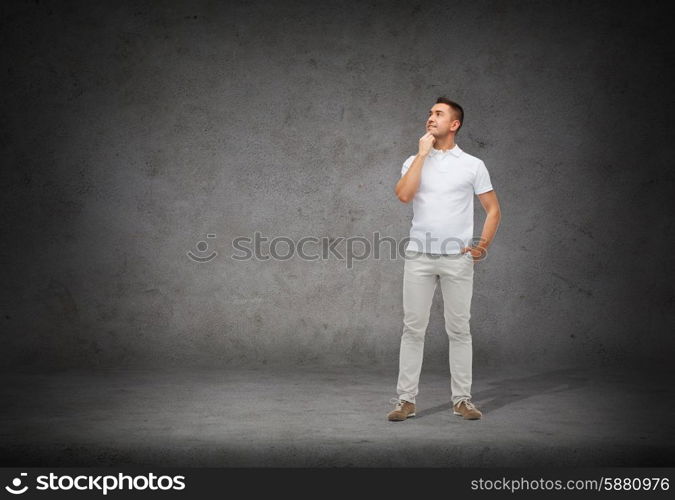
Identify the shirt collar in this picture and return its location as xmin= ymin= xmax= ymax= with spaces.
xmin=430 ymin=144 xmax=462 ymax=158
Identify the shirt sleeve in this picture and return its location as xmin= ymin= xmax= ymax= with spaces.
xmin=400 ymin=155 xmax=416 ymax=177
xmin=474 ymin=160 xmax=494 ymax=195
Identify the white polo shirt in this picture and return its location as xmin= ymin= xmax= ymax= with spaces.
xmin=400 ymin=144 xmax=493 ymax=255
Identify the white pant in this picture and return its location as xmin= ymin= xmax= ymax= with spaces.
xmin=396 ymin=250 xmax=475 ymax=405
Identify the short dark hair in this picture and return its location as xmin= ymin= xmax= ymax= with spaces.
xmin=436 ymin=97 xmax=463 ymax=134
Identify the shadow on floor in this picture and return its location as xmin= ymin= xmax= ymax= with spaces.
xmin=415 ymin=368 xmax=589 ymax=418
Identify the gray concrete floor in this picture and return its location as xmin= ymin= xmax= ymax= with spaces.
xmin=1 ymin=363 xmax=674 ymax=467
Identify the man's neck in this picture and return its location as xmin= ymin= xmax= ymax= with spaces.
xmin=433 ymin=135 xmax=456 ymax=151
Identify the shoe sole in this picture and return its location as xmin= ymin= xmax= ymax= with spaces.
xmin=453 ymin=411 xmax=481 ymax=419
xmin=388 ymin=413 xmax=416 ymax=421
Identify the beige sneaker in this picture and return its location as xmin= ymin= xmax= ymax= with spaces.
xmin=453 ymin=399 xmax=482 ymax=420
xmin=387 ymin=397 xmax=416 ymax=421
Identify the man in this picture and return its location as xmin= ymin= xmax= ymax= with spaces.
xmin=388 ymin=97 xmax=501 ymax=422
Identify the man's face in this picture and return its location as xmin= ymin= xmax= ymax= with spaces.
xmin=426 ymin=103 xmax=459 ymax=136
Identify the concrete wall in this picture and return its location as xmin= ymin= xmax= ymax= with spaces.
xmin=2 ymin=0 xmax=672 ymax=371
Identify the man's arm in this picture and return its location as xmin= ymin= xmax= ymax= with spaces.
xmin=395 ymin=132 xmax=435 ymax=203
xmin=462 ymin=190 xmax=502 ymax=260
xmin=395 ymin=153 xmax=427 ymax=203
